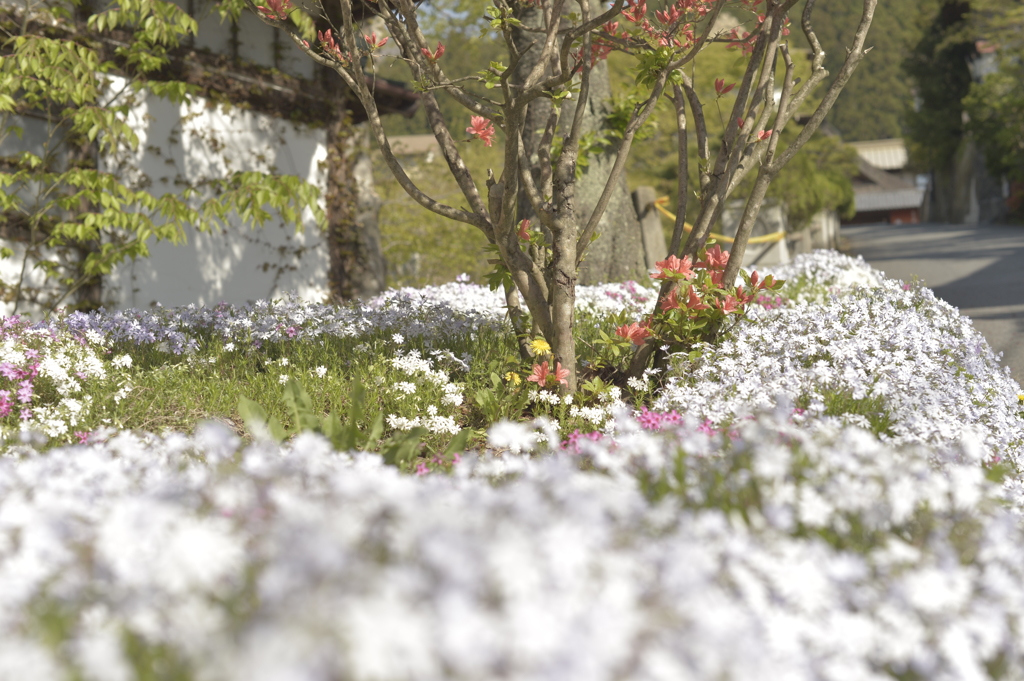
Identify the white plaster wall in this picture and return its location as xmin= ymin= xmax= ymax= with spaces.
xmin=102 ymin=78 xmax=330 ymax=309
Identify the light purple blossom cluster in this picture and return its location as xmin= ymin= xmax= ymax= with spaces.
xmin=2 ymin=410 xmax=1024 ymax=680
xmin=658 ymin=251 xmax=1024 ymax=467
xmin=0 ymin=315 xmax=113 ymax=439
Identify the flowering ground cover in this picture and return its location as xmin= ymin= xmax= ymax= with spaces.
xmin=2 ymin=250 xmax=1024 ymax=679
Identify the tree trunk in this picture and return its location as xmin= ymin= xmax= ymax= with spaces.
xmin=324 ymin=111 xmax=387 ymax=300
xmin=562 ymin=62 xmax=647 ymax=285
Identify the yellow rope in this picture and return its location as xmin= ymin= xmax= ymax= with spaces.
xmin=653 ymin=197 xmax=786 ymax=245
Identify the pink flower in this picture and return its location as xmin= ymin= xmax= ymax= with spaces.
xmin=364 ymin=32 xmax=389 ymax=50
xmin=757 ymin=129 xmax=773 ymax=141
xmin=517 ymin=218 xmax=531 ymax=240
xmin=527 ymin=360 xmax=570 ymax=387
xmin=616 ymin=322 xmax=652 ymax=346
xmin=652 ymin=254 xmax=694 ymax=280
xmin=715 ymin=78 xmax=736 ymax=97
xmin=684 ymin=287 xmax=709 ymax=311
xmin=421 ymin=41 xmax=446 ymax=62
xmin=622 ymin=0 xmax=646 ymax=23
xmin=415 ymin=461 xmax=430 ymax=476
xmin=74 ymin=431 xmax=90 ymax=444
xmin=660 ymin=288 xmax=680 ymax=311
xmin=256 ymin=0 xmax=291 ymax=20
xmin=466 ymin=116 xmax=496 ymax=147
xmin=715 ymin=294 xmax=741 ymax=313
xmin=697 ymin=244 xmax=730 ymax=271
xmin=318 ymin=29 xmax=346 ymax=62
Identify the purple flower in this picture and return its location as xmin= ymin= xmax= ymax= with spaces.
xmin=19 ymin=407 xmax=31 ymax=421
xmin=17 ymin=380 xmax=33 ymax=404
xmin=0 ymin=390 xmax=12 ymax=418
xmin=0 ymin=363 xmax=21 ymax=380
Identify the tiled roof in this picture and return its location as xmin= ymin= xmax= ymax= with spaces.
xmin=849 ymin=139 xmax=908 ymax=170
xmin=854 ymin=188 xmax=925 ymax=212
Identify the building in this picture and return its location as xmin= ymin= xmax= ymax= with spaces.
xmin=845 ymin=139 xmax=926 ymax=225
xmin=0 ymin=0 xmax=418 ymax=316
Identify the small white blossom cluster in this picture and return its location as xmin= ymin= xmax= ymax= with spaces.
xmin=2 ymin=412 xmax=1024 ymax=680
xmin=657 ymin=252 xmax=1024 ymax=466
xmin=386 ymin=350 xmax=464 ymax=435
xmin=0 ymin=324 xmax=123 ymax=439
xmin=760 ymin=249 xmax=885 ymax=303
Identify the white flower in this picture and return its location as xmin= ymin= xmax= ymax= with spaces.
xmin=112 ymin=354 xmax=133 ymax=369
xmin=627 ymin=376 xmax=649 ymax=392
xmin=315 ymin=366 xmax=328 ymax=378
xmin=223 ymin=342 xmax=236 ymax=352
xmin=393 ymin=333 xmax=405 ymax=345
xmin=426 ymin=405 xmax=438 ymax=416
xmin=487 ymin=420 xmax=536 ymax=454
xmin=278 ymin=375 xmax=290 ymax=385
xmin=395 ymin=382 xmax=417 ymax=395
xmin=279 ymin=358 xmax=289 ymax=367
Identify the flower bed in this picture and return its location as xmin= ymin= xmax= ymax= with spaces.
xmin=2 ymin=250 xmax=1024 ymax=679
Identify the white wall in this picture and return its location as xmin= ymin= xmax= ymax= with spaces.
xmin=102 ymin=78 xmax=330 ymax=309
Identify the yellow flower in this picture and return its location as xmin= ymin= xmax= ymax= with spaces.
xmin=1018 ymin=393 xmax=1024 ymax=403
xmin=505 ymin=371 xmax=521 ymax=385
xmin=529 ymin=338 xmax=551 ymax=356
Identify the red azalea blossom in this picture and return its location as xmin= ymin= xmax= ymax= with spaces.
xmin=364 ymin=31 xmax=389 ymax=50
xmin=616 ymin=322 xmax=652 ymax=346
xmin=466 ymin=116 xmax=496 ymax=147
xmin=517 ymin=218 xmax=531 ymax=240
xmin=318 ymin=29 xmax=344 ymax=61
xmin=622 ymin=0 xmax=646 ymax=23
xmin=527 ymin=360 xmax=570 ymax=387
xmin=421 ymin=41 xmax=445 ymax=62
xmin=603 ymin=21 xmax=620 ymax=34
xmin=256 ymin=0 xmax=291 ymax=20
xmin=652 ymin=254 xmax=694 ymax=280
xmin=716 ymin=294 xmax=741 ymax=313
xmin=714 ymin=78 xmax=735 ymax=97
xmin=685 ymin=286 xmax=709 ymax=311
xmin=660 ymin=288 xmax=681 ymax=311
xmin=697 ymin=244 xmax=730 ymax=271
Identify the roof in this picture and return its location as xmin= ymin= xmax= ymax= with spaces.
xmin=389 ymin=135 xmax=441 ymax=155
xmin=848 ymin=139 xmax=908 ymax=170
xmin=854 ymin=188 xmax=925 ymax=212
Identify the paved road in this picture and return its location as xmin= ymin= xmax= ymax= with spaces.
xmin=843 ymin=222 xmax=1024 ymax=387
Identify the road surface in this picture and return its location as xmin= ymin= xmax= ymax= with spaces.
xmin=843 ymin=222 xmax=1024 ymax=388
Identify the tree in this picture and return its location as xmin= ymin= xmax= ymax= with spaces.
xmin=808 ymin=0 xmax=935 ymax=142
xmin=903 ymin=1 xmax=975 ymax=172
xmin=961 ymin=0 xmax=1024 ymax=209
xmin=0 ymin=0 xmax=323 ymax=314
xmin=250 ymin=0 xmax=877 ymax=390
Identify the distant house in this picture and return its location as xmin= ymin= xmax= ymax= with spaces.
xmin=0 ymin=1 xmax=419 ymax=315
xmin=845 ymin=139 xmax=926 ymax=225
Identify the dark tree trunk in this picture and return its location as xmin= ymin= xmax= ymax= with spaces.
xmin=324 ymin=106 xmax=387 ymax=300
xmin=511 ymin=14 xmax=646 ymax=286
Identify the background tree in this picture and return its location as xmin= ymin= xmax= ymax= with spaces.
xmin=809 ymin=0 xmax=937 ymax=142
xmin=903 ymin=1 xmax=974 ymax=173
xmin=0 ymin=0 xmax=323 ymax=314
xmin=961 ymin=0 xmax=1024 ymax=217
xmin=249 ymin=0 xmax=877 ymax=390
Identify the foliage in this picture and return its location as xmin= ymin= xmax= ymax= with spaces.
xmin=806 ymin=0 xmax=939 ymax=142
xmin=961 ymin=0 xmax=1024 ymax=190
xmin=903 ymin=1 xmax=976 ymax=172
xmin=247 ymin=0 xmax=878 ymax=391
xmin=765 ymin=133 xmax=859 ymax=225
xmin=0 ymin=0 xmax=324 ymax=315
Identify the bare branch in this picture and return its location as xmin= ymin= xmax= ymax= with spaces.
xmin=771 ymin=0 xmax=877 ymax=171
